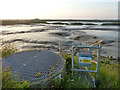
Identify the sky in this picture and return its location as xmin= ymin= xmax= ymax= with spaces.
xmin=0 ymin=0 xmax=119 ymax=19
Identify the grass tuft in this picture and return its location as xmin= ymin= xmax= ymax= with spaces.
xmin=1 ymin=44 xmax=18 ymax=58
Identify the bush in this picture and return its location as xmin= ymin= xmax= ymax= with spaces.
xmin=62 ymin=54 xmax=72 ymax=74
xmin=1 ymin=44 xmax=30 ymax=88
xmin=1 ymin=44 xmax=18 ymax=58
xmin=2 ymin=67 xmax=30 ymax=88
xmin=49 ymin=54 xmax=90 ymax=88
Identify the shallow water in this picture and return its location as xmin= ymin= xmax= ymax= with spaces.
xmin=0 ymin=21 xmax=119 ymax=58
xmin=81 ymin=30 xmax=118 ymax=41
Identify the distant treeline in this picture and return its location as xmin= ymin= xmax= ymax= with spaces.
xmin=1 ymin=19 xmax=120 ymax=25
xmin=1 ymin=19 xmax=47 ymax=25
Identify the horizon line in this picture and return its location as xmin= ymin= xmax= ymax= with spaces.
xmin=0 ymin=18 xmax=118 ymax=20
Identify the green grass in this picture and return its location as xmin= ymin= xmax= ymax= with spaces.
xmin=96 ymin=63 xmax=119 ymax=88
xmin=61 ymin=54 xmax=119 ymax=88
xmin=91 ymin=54 xmax=118 ymax=88
xmin=91 ymin=54 xmax=119 ymax=88
xmin=90 ymin=62 xmax=97 ymax=71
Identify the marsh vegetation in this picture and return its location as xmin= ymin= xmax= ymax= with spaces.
xmin=0 ymin=44 xmax=119 ymax=88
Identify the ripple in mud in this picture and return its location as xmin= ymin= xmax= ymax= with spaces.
xmin=2 ymin=29 xmax=48 ymax=35
xmin=2 ymin=39 xmax=59 ymax=46
xmin=70 ymin=35 xmax=94 ymax=40
xmin=22 ymin=45 xmax=59 ymax=50
xmin=46 ymin=25 xmax=65 ymax=30
xmin=49 ymin=32 xmax=71 ymax=37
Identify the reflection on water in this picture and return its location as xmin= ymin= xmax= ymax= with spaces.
xmin=0 ymin=22 xmax=118 ymax=41
xmin=93 ymin=25 xmax=118 ymax=29
xmin=81 ymin=30 xmax=118 ymax=41
xmin=64 ymin=25 xmax=87 ymax=30
xmin=0 ymin=25 xmax=45 ymax=32
xmin=0 ymin=21 xmax=119 ymax=58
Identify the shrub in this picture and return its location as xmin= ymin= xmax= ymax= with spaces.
xmin=62 ymin=54 xmax=72 ymax=74
xmin=50 ymin=54 xmax=90 ymax=88
xmin=1 ymin=44 xmax=30 ymax=88
xmin=2 ymin=67 xmax=30 ymax=88
xmin=104 ymin=61 xmax=110 ymax=64
xmin=1 ymin=44 xmax=18 ymax=58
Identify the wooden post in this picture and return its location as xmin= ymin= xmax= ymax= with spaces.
xmin=91 ymin=40 xmax=103 ymax=81
xmin=96 ymin=43 xmax=102 ymax=80
xmin=91 ymin=40 xmax=103 ymax=46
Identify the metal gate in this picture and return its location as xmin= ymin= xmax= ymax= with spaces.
xmin=72 ymin=40 xmax=103 ymax=86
